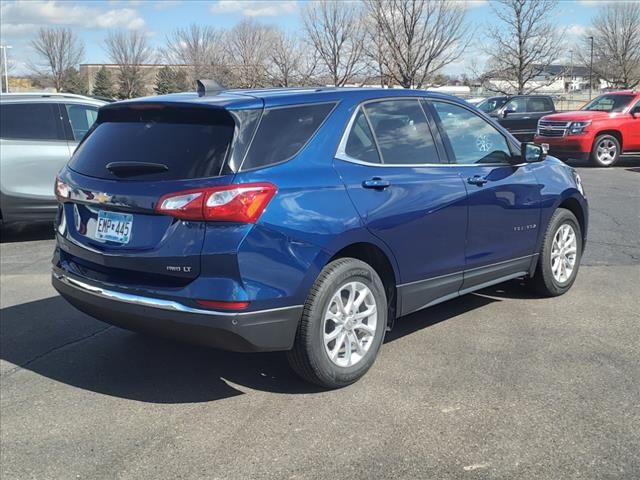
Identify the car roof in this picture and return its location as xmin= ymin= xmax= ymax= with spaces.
xmin=114 ymin=87 xmax=465 ymax=111
xmin=0 ymin=92 xmax=107 ymax=106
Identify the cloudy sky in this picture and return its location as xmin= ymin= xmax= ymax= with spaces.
xmin=1 ymin=0 xmax=602 ymax=76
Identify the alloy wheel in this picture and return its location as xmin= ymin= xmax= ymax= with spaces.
xmin=550 ymin=223 xmax=578 ymax=284
xmin=323 ymin=281 xmax=378 ymax=368
xmin=596 ymin=138 xmax=617 ymax=166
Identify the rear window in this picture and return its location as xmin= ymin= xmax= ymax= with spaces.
xmin=0 ymin=103 xmax=65 ymax=141
xmin=68 ymin=105 xmax=235 ymax=181
xmin=240 ymin=102 xmax=336 ymax=171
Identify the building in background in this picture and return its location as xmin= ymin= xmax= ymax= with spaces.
xmin=484 ymin=64 xmax=600 ymax=94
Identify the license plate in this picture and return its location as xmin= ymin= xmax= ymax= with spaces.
xmin=95 ymin=210 xmax=133 ymax=244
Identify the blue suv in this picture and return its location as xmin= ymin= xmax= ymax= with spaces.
xmin=52 ymin=85 xmax=588 ymax=388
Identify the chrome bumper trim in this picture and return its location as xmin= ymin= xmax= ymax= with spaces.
xmin=53 ymin=272 xmax=302 ymax=317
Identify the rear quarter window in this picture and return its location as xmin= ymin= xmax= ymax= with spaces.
xmin=240 ymin=102 xmax=336 ymax=171
xmin=0 ymin=102 xmax=65 ymax=141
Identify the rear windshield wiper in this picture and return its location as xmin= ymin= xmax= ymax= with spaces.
xmin=106 ymin=162 xmax=169 ymax=176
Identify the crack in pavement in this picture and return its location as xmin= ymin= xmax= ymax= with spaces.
xmin=1 ymin=325 xmax=113 ymax=379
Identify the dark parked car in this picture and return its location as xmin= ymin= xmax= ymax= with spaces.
xmin=477 ymin=95 xmax=556 ymax=142
xmin=52 ymin=85 xmax=588 ymax=388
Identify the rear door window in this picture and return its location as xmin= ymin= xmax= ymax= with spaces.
xmin=0 ymin=103 xmax=65 ymax=141
xmin=363 ymin=99 xmax=440 ymax=165
xmin=241 ymin=102 xmax=336 ymax=171
xmin=68 ymin=105 xmax=235 ymax=181
xmin=65 ymin=104 xmax=99 ymax=141
xmin=527 ymin=97 xmax=553 ymax=112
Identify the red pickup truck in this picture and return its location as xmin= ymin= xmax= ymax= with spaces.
xmin=534 ymin=91 xmax=640 ymax=166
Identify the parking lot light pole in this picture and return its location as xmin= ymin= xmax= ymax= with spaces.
xmin=589 ymin=36 xmax=594 ymax=100
xmin=0 ymin=45 xmax=12 ymax=94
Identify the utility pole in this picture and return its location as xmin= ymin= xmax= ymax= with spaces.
xmin=569 ymin=49 xmax=574 ymax=104
xmin=589 ymin=36 xmax=594 ymax=100
xmin=0 ymin=45 xmax=12 ymax=93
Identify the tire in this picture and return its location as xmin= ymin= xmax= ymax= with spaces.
xmin=590 ymin=134 xmax=620 ymax=167
xmin=287 ymin=258 xmax=387 ymax=388
xmin=529 ymin=208 xmax=582 ymax=297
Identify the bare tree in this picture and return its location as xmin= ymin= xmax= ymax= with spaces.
xmin=163 ymin=24 xmax=227 ymax=84
xmin=30 ymin=27 xmax=84 ymax=92
xmin=302 ymin=0 xmax=366 ymax=86
xmin=104 ymin=30 xmax=155 ymax=99
xmin=362 ymin=13 xmax=391 ymax=87
xmin=364 ymin=0 xmax=470 ymax=88
xmin=580 ymin=2 xmax=640 ymax=89
xmin=267 ymin=29 xmax=318 ymax=87
xmin=483 ymin=0 xmax=564 ymax=94
xmin=225 ymin=19 xmax=274 ymax=88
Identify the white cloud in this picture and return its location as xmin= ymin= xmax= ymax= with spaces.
xmin=578 ymin=0 xmax=629 ymax=5
xmin=93 ymin=8 xmax=146 ymax=29
xmin=154 ymin=0 xmax=181 ymax=10
xmin=566 ymin=24 xmax=587 ymax=37
xmin=465 ymin=0 xmax=488 ymax=9
xmin=210 ymin=0 xmax=298 ymax=17
xmin=1 ymin=1 xmax=145 ymax=30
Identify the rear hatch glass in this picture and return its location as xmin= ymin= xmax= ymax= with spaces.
xmin=68 ymin=104 xmax=235 ymax=181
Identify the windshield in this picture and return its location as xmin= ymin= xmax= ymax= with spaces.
xmin=582 ymin=94 xmax=635 ymax=112
xmin=476 ymin=97 xmax=507 ymax=113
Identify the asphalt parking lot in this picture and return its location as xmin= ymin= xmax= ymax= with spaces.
xmin=1 ymin=159 xmax=639 ymax=480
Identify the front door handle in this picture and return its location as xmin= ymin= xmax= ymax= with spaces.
xmin=362 ymin=177 xmax=390 ymax=190
xmin=467 ymin=175 xmax=488 ymax=186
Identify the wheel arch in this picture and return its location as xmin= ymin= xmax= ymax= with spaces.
xmin=593 ymin=130 xmax=623 ymax=151
xmin=328 ymin=241 xmax=399 ymax=329
xmin=557 ymin=195 xmax=588 ymax=247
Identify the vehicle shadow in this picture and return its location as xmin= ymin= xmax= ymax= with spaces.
xmin=564 ymin=156 xmax=640 ymax=168
xmin=0 ymin=222 xmax=55 ymax=243
xmin=0 ymin=280 xmax=530 ymax=403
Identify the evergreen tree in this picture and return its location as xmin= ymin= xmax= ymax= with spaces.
xmin=173 ymin=69 xmax=190 ymax=92
xmin=92 ymin=66 xmax=114 ymax=98
xmin=154 ymin=66 xmax=189 ymax=95
xmin=60 ymin=67 xmax=88 ymax=95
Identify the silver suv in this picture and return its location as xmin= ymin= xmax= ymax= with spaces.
xmin=0 ymin=93 xmax=106 ymax=224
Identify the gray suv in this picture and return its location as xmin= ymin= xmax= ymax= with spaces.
xmin=0 ymin=93 xmax=105 ymax=224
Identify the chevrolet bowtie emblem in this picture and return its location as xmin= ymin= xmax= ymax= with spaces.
xmin=94 ymin=192 xmax=112 ymax=204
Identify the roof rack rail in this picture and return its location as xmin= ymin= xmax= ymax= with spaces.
xmin=196 ymin=79 xmax=226 ymax=97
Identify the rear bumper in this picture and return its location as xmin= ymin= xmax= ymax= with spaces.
xmin=52 ymin=269 xmax=302 ymax=352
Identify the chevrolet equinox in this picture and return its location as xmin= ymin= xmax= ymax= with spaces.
xmin=52 ymin=84 xmax=589 ymax=388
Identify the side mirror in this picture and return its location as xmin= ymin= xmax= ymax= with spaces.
xmin=502 ymin=108 xmax=515 ymax=118
xmin=631 ymin=105 xmax=640 ymax=117
xmin=522 ymin=142 xmax=546 ymax=163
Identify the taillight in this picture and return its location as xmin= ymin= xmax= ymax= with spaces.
xmin=156 ymin=183 xmax=277 ymax=223
xmin=55 ymin=177 xmax=71 ymax=202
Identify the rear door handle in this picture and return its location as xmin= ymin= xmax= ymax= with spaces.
xmin=467 ymin=175 xmax=488 ymax=186
xmin=362 ymin=178 xmax=390 ymax=190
